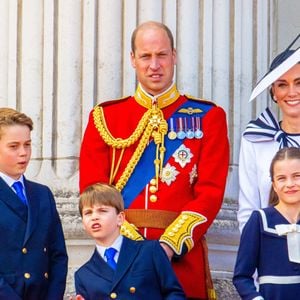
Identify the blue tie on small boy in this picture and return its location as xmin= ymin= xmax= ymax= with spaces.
xmin=104 ymin=247 xmax=117 ymax=270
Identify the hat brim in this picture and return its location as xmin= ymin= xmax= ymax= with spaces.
xmin=249 ymin=48 xmax=300 ymax=102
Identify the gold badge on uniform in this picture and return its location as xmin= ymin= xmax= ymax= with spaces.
xmin=178 ymin=107 xmax=202 ymax=115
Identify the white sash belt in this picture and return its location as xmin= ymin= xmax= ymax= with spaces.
xmin=259 ymin=275 xmax=300 ymax=285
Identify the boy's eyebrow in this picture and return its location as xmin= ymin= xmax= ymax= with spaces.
xmin=82 ymin=207 xmax=92 ymax=212
xmin=82 ymin=205 xmax=110 ymax=211
xmin=95 ymin=206 xmax=110 ymax=210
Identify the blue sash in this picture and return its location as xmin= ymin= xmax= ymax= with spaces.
xmin=122 ymin=98 xmax=214 ymax=208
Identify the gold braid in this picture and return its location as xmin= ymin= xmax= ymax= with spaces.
xmin=93 ymin=105 xmax=168 ymax=191
xmin=93 ymin=106 xmax=152 ymax=148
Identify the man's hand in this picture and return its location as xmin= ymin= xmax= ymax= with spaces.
xmin=160 ymin=242 xmax=174 ymax=261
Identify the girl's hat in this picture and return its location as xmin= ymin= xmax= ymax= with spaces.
xmin=249 ymin=34 xmax=300 ymax=102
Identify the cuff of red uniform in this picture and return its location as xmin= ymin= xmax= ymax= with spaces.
xmin=120 ymin=220 xmax=144 ymax=241
xmin=159 ymin=211 xmax=207 ymax=256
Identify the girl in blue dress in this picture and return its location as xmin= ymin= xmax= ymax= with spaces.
xmin=233 ymin=147 xmax=300 ymax=300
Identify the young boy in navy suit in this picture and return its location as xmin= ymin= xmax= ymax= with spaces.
xmin=74 ymin=183 xmax=186 ymax=300
xmin=0 ymin=108 xmax=68 ymax=299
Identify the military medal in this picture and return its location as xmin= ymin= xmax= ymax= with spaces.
xmin=177 ymin=117 xmax=186 ymax=139
xmin=168 ymin=118 xmax=177 ymax=140
xmin=168 ymin=131 xmax=177 ymax=140
xmin=186 ymin=117 xmax=195 ymax=139
xmin=186 ymin=129 xmax=194 ymax=139
xmin=195 ymin=117 xmax=203 ymax=139
xmin=195 ymin=129 xmax=203 ymax=139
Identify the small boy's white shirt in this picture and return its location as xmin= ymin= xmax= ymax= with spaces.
xmin=96 ymin=234 xmax=123 ymax=263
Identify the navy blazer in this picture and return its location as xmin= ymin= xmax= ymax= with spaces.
xmin=75 ymin=237 xmax=186 ymax=300
xmin=0 ymin=177 xmax=68 ymax=300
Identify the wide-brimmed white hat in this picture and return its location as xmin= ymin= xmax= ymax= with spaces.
xmin=249 ymin=34 xmax=300 ymax=102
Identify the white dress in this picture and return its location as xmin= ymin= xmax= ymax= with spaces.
xmin=237 ymin=107 xmax=300 ymax=231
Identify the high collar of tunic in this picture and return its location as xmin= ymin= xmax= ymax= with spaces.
xmin=134 ymin=82 xmax=180 ymax=109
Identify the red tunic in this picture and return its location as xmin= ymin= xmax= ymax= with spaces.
xmin=80 ymin=94 xmax=229 ymax=298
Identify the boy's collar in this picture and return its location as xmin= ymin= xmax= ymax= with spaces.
xmin=96 ymin=234 xmax=123 ymax=258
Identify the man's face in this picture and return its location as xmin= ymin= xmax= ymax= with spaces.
xmin=0 ymin=125 xmax=31 ymax=180
xmin=131 ymin=26 xmax=176 ymax=96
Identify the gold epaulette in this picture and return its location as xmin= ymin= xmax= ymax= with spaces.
xmin=159 ymin=211 xmax=207 ymax=255
xmin=120 ymin=220 xmax=144 ymax=241
xmin=185 ymin=94 xmax=216 ymax=106
xmin=94 ymin=96 xmax=131 ymax=108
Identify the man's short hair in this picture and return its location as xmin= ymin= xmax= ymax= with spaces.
xmin=131 ymin=21 xmax=174 ymax=54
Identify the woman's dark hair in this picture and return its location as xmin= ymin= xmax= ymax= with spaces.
xmin=268 ymin=32 xmax=300 ymax=102
xmin=269 ymin=147 xmax=300 ymax=206
xmin=269 ymin=57 xmax=300 ymax=101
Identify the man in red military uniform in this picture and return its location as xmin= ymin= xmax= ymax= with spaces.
xmin=80 ymin=21 xmax=229 ymax=300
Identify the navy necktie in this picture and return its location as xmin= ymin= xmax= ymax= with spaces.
xmin=104 ymin=247 xmax=117 ymax=270
xmin=12 ymin=181 xmax=27 ymax=206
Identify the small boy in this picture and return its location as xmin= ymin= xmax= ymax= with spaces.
xmin=0 ymin=107 xmax=68 ymax=299
xmin=74 ymin=183 xmax=186 ymax=300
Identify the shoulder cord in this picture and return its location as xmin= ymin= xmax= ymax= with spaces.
xmin=93 ymin=105 xmax=167 ymax=191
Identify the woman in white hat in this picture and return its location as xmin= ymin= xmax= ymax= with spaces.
xmin=238 ymin=34 xmax=300 ymax=232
